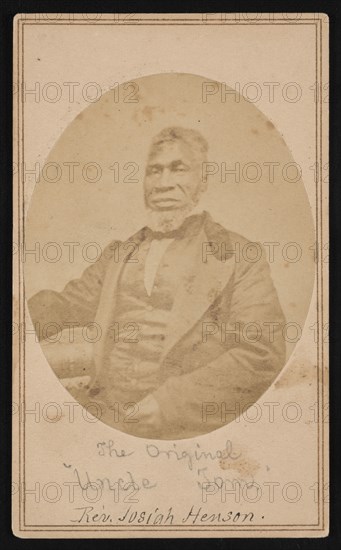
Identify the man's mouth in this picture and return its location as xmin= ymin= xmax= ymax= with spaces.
xmin=152 ymin=196 xmax=179 ymax=203
xmin=149 ymin=196 xmax=182 ymax=210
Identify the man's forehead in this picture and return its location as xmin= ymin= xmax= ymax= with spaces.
xmin=148 ymin=140 xmax=194 ymax=163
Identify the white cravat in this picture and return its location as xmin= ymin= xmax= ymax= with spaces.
xmin=144 ymin=238 xmax=174 ymax=296
xmin=143 ymin=206 xmax=203 ymax=296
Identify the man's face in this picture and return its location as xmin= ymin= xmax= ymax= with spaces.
xmin=144 ymin=140 xmax=205 ymax=211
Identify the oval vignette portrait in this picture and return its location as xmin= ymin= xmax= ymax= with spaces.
xmin=25 ymin=73 xmax=315 ymax=440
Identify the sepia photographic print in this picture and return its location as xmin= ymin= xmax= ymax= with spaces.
xmin=13 ymin=13 xmax=329 ymax=538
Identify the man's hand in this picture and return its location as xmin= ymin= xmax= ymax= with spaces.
xmin=130 ymin=394 xmax=162 ymax=437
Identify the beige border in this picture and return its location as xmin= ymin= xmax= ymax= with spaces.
xmin=12 ymin=12 xmax=329 ymax=538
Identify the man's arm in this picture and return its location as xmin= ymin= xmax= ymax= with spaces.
xmin=151 ymin=249 xmax=286 ymax=438
xmin=28 ymin=241 xmax=117 ymax=341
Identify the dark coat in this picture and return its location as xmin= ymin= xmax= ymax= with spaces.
xmin=28 ymin=212 xmax=286 ymax=438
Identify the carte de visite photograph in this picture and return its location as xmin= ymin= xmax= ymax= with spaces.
xmin=13 ymin=13 xmax=329 ymax=538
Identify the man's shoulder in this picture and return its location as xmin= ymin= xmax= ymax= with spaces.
xmin=204 ymin=212 xmax=268 ymax=270
xmin=101 ymin=226 xmax=147 ymax=262
xmin=204 ymin=212 xmax=253 ymax=248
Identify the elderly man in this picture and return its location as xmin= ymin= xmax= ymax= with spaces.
xmin=28 ymin=126 xmax=286 ymax=439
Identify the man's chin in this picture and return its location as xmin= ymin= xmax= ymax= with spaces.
xmin=147 ymin=204 xmax=195 ymax=232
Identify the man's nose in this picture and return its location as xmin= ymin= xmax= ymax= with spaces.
xmin=158 ymin=168 xmax=173 ymax=188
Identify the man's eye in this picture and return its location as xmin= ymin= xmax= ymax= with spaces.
xmin=174 ymin=166 xmax=187 ymax=172
xmin=148 ymin=167 xmax=161 ymax=175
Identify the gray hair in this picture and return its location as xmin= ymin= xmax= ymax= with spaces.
xmin=149 ymin=126 xmax=208 ymax=164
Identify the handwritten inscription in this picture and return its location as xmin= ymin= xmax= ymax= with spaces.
xmin=96 ymin=439 xmax=241 ymax=471
xmin=64 ymin=464 xmax=157 ymax=502
xmin=71 ymin=505 xmax=255 ymax=525
xmin=145 ymin=439 xmax=241 ymax=471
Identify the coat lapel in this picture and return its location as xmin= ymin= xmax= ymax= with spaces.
xmin=93 ymin=229 xmax=146 ymax=375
